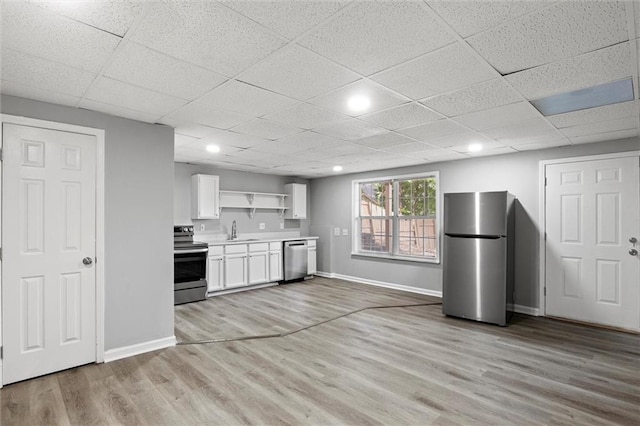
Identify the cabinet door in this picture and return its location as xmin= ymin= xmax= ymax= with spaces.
xmin=269 ymin=250 xmax=282 ymax=281
xmin=249 ymin=252 xmax=269 ymax=285
xmin=285 ymin=183 xmax=307 ymax=219
xmin=225 ymin=254 xmax=247 ymax=288
xmin=207 ymin=256 xmax=224 ymax=293
xmin=307 ymin=248 xmax=317 ymax=275
xmin=192 ymin=174 xmax=219 ymax=219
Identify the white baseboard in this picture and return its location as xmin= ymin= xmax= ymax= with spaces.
xmin=513 ymin=304 xmax=540 ymax=316
xmin=104 ymin=335 xmax=176 ymax=363
xmin=317 ymin=271 xmax=442 ymax=298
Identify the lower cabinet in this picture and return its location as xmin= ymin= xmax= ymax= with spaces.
xmin=269 ymin=242 xmax=282 ymax=281
xmin=307 ymin=240 xmax=317 ymax=275
xmin=248 ymin=243 xmax=269 ymax=285
xmin=224 ymin=244 xmax=248 ymax=289
xmin=207 ymin=256 xmax=224 ymax=292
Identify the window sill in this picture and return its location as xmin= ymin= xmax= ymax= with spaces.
xmin=351 ymin=252 xmax=440 ymax=264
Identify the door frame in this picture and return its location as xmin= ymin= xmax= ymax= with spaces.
xmin=538 ymin=150 xmax=640 ymax=318
xmin=0 ymin=114 xmax=106 ymax=387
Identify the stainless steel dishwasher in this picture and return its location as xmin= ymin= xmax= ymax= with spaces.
xmin=283 ymin=240 xmax=308 ymax=282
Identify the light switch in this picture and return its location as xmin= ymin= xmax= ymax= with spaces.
xmin=259 ymin=223 xmax=266 ymax=230
xmin=200 ymin=224 xmax=205 ymax=231
xmin=334 ymin=227 xmax=341 ymax=236
xmin=342 ymin=228 xmax=348 ymax=236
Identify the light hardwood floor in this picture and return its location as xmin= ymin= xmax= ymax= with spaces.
xmin=2 ymin=278 xmax=639 ymax=425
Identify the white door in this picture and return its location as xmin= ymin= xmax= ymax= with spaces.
xmin=2 ymin=123 xmax=97 ymax=384
xmin=545 ymin=156 xmax=640 ymax=330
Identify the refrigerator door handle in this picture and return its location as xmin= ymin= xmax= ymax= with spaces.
xmin=444 ymin=234 xmax=502 ymax=239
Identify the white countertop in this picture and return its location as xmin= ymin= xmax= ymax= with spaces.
xmin=196 ymin=234 xmax=318 ymax=246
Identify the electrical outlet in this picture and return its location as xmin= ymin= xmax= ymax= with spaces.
xmin=259 ymin=223 xmax=266 ymax=230
xmin=200 ymin=224 xmax=205 ymax=231
xmin=334 ymin=227 xmax=341 ymax=236
xmin=342 ymin=228 xmax=348 ymax=236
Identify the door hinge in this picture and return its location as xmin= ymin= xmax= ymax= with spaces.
xmin=0 ymin=148 xmax=3 ymax=161
xmin=544 ymin=287 xmax=546 ymax=296
xmin=0 ymin=247 xmax=2 ymax=261
xmin=544 ymin=177 xmax=547 ymax=186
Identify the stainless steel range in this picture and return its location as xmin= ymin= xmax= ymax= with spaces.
xmin=173 ymin=225 xmax=208 ymax=305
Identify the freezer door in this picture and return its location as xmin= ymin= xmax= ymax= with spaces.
xmin=444 ymin=191 xmax=508 ymax=236
xmin=442 ymin=235 xmax=507 ymax=325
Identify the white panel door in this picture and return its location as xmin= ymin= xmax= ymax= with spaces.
xmin=2 ymin=123 xmax=96 ymax=384
xmin=545 ymin=156 xmax=640 ymax=330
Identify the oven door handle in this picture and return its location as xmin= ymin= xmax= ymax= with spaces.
xmin=174 ymin=248 xmax=209 ymax=254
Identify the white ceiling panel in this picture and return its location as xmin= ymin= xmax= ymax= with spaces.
xmin=468 ymin=1 xmax=628 ymax=74
xmin=506 ymin=43 xmax=632 ymax=100
xmin=222 ymin=1 xmax=348 ymax=40
xmin=104 ymin=42 xmax=227 ymax=100
xmin=2 ymin=2 xmax=121 ymax=73
xmin=569 ymin=128 xmax=638 ymax=145
xmin=467 ymin=146 xmax=517 ymax=157
xmin=371 ymin=43 xmax=498 ymax=100
xmin=206 ymin=130 xmax=270 ymax=150
xmin=165 ymin=102 xmax=252 ymax=130
xmin=128 ymin=1 xmax=286 ymax=77
xmin=359 ymin=103 xmax=442 ymax=130
xmin=185 ymin=138 xmax=244 ymax=155
xmin=0 ymin=79 xmax=81 ymax=107
xmin=421 ymin=78 xmax=523 ymax=117
xmin=424 ymin=149 xmax=469 ymax=162
xmin=238 ymin=44 xmax=360 ymax=101
xmin=427 ymin=1 xmax=549 ymax=38
xmin=84 ymin=77 xmax=188 ymax=116
xmin=263 ymin=102 xmax=349 ymax=130
xmin=298 ymin=1 xmax=456 ymax=76
xmin=198 ymin=80 xmax=296 ymax=117
xmin=398 ymin=119 xmax=468 ymax=142
xmin=426 ymin=132 xmax=494 ymax=148
xmin=160 ymin=118 xmax=222 ymax=139
xmin=482 ymin=117 xmax=557 ymax=140
xmin=78 ymin=98 xmax=163 ymax=123
xmin=450 ymin=141 xmax=507 ymax=154
xmin=351 ymin=132 xmax=415 ymax=149
xmin=321 ymin=141 xmax=373 ymax=156
xmin=496 ymin=129 xmax=566 ymax=147
xmin=559 ymin=117 xmax=638 ymax=138
xmin=2 ymin=48 xmax=96 ymax=97
xmin=454 ymin=102 xmax=542 ymax=131
xmin=175 ymin=134 xmax=198 ymax=147
xmin=314 ymin=119 xmax=386 ymax=141
xmin=34 ymin=0 xmax=145 ymax=37
xmin=261 ymin=131 xmax=344 ymax=153
xmin=514 ymin=139 xmax=571 ymax=151
xmin=309 ymin=79 xmax=408 ymax=117
xmin=548 ymin=101 xmax=637 ymax=129
xmin=230 ymin=119 xmax=304 ymax=140
xmin=379 ymin=142 xmax=438 ymax=156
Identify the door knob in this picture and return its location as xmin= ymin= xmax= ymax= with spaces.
xmin=630 ymin=237 xmax=638 ymax=244
xmin=82 ymin=257 xmax=93 ymax=266
xmin=630 ymin=249 xmax=638 ymax=256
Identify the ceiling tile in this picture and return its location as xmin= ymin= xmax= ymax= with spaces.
xmin=466 ymin=146 xmax=517 ymax=157
xmin=379 ymin=142 xmax=438 ymax=155
xmin=263 ymin=102 xmax=349 ymax=130
xmin=187 ymin=137 xmax=244 ymax=155
xmin=257 ymin=131 xmax=343 ymax=153
xmin=160 ymin=118 xmax=222 ymax=139
xmin=496 ymin=129 xmax=565 ymax=147
xmin=309 ymin=79 xmax=408 ymax=117
xmin=371 ymin=42 xmax=497 ymax=100
xmin=426 ymin=132 xmax=494 ymax=148
xmin=320 ymin=141 xmax=372 ymax=156
xmin=78 ymin=99 xmax=163 ymax=123
xmin=2 ymin=2 xmax=121 ymax=73
xmin=34 ymin=0 xmax=145 ymax=37
xmin=128 ymin=1 xmax=286 ymax=77
xmin=450 ymin=141 xmax=507 ymax=154
xmin=421 ymin=78 xmax=522 ymax=117
xmin=467 ymin=2 xmax=628 ymax=74
xmin=230 ymin=119 xmax=304 ymax=140
xmin=424 ymin=149 xmax=469 ymax=162
xmin=514 ymin=139 xmax=571 ymax=151
xmin=397 ymin=119 xmax=468 ymax=142
xmin=298 ymin=1 xmax=456 ymax=75
xmin=548 ymin=101 xmax=637 ymax=129
xmin=85 ymin=77 xmax=188 ymax=116
xmin=559 ymin=117 xmax=637 ymax=138
xmin=506 ymin=43 xmax=632 ymax=100
xmin=359 ymin=103 xmax=442 ymax=130
xmin=351 ymin=132 xmax=416 ymax=149
xmin=569 ymin=128 xmax=638 ymax=145
xmin=0 ymin=79 xmax=80 ymax=107
xmin=198 ymin=80 xmax=296 ymax=117
xmin=482 ymin=117 xmax=557 ymax=140
xmin=238 ymin=44 xmax=360 ymax=101
xmin=104 ymin=41 xmax=227 ymax=100
xmin=454 ymin=102 xmax=542 ymax=131
xmin=222 ymin=1 xmax=348 ymax=40
xmin=313 ymin=119 xmax=386 ymax=140
xmin=1 ymin=48 xmax=96 ymax=97
xmin=206 ymin=130 xmax=270 ymax=149
xmin=165 ymin=102 xmax=252 ymax=130
xmin=427 ymin=1 xmax=549 ymax=38
xmin=175 ymin=134 xmax=198 ymax=147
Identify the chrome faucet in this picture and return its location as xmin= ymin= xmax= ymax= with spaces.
xmin=231 ymin=220 xmax=237 ymax=240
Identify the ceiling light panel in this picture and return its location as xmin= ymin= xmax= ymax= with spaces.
xmin=454 ymin=101 xmax=542 ymax=131
xmin=0 ymin=79 xmax=81 ymax=107
xmin=372 ymin=43 xmax=497 ymax=100
xmin=398 ymin=119 xmax=468 ymax=142
xmin=548 ymin=101 xmax=636 ymax=129
xmin=104 ymin=42 xmax=227 ymax=101
xmin=2 ymin=2 xmax=121 ymax=73
xmin=467 ymin=1 xmax=628 ymax=74
xmin=128 ymin=1 xmax=286 ymax=77
xmin=165 ymin=102 xmax=252 ymax=130
xmin=359 ymin=103 xmax=442 ymax=130
xmin=198 ymin=80 xmax=296 ymax=117
xmin=298 ymin=1 xmax=456 ymax=76
xmin=421 ymin=78 xmax=522 ymax=117
xmin=309 ymin=79 xmax=407 ymax=116
xmin=263 ymin=103 xmax=349 ymax=130
xmin=506 ymin=42 xmax=632 ymax=100
xmin=238 ymin=44 xmax=360 ymax=101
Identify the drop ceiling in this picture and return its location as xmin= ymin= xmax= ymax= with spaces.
xmin=1 ymin=1 xmax=639 ymax=178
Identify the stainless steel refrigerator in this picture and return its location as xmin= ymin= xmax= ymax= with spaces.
xmin=442 ymin=191 xmax=515 ymax=326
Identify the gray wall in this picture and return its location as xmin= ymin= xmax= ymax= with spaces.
xmin=174 ymin=162 xmax=310 ymax=238
xmin=310 ymin=138 xmax=640 ymax=309
xmin=1 ymin=95 xmax=175 ymax=351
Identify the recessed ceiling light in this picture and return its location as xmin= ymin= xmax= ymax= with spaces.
xmin=206 ymin=144 xmax=220 ymax=153
xmin=347 ymin=95 xmax=371 ymax=113
xmin=468 ymin=143 xmax=483 ymax=152
xmin=333 ymin=165 xmax=343 ymax=172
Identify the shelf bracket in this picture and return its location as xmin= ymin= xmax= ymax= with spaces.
xmin=246 ymin=193 xmax=255 ymax=205
xmin=249 ymin=208 xmax=256 ymax=219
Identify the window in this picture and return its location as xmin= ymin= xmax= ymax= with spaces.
xmin=353 ymin=172 xmax=439 ymax=262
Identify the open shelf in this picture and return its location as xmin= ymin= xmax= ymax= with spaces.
xmin=219 ymin=190 xmax=289 ymax=218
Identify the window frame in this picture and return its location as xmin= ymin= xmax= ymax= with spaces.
xmin=352 ymin=171 xmax=440 ymax=264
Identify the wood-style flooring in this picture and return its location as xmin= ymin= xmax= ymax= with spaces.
xmin=2 ymin=278 xmax=639 ymax=425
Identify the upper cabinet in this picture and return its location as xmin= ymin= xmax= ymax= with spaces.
xmin=284 ymin=183 xmax=307 ymax=219
xmin=191 ymin=174 xmax=220 ymax=219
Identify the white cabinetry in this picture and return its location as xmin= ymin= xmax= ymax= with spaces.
xmin=219 ymin=191 xmax=288 ymax=218
xmin=307 ymin=239 xmax=317 ymax=275
xmin=284 ymin=183 xmax=307 ymax=219
xmin=191 ymin=174 xmax=219 ymax=219
xmin=248 ymin=243 xmax=269 ymax=285
xmin=269 ymin=242 xmax=282 ymax=281
xmin=224 ymin=245 xmax=247 ymax=289
xmin=207 ymin=246 xmax=224 ymax=293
